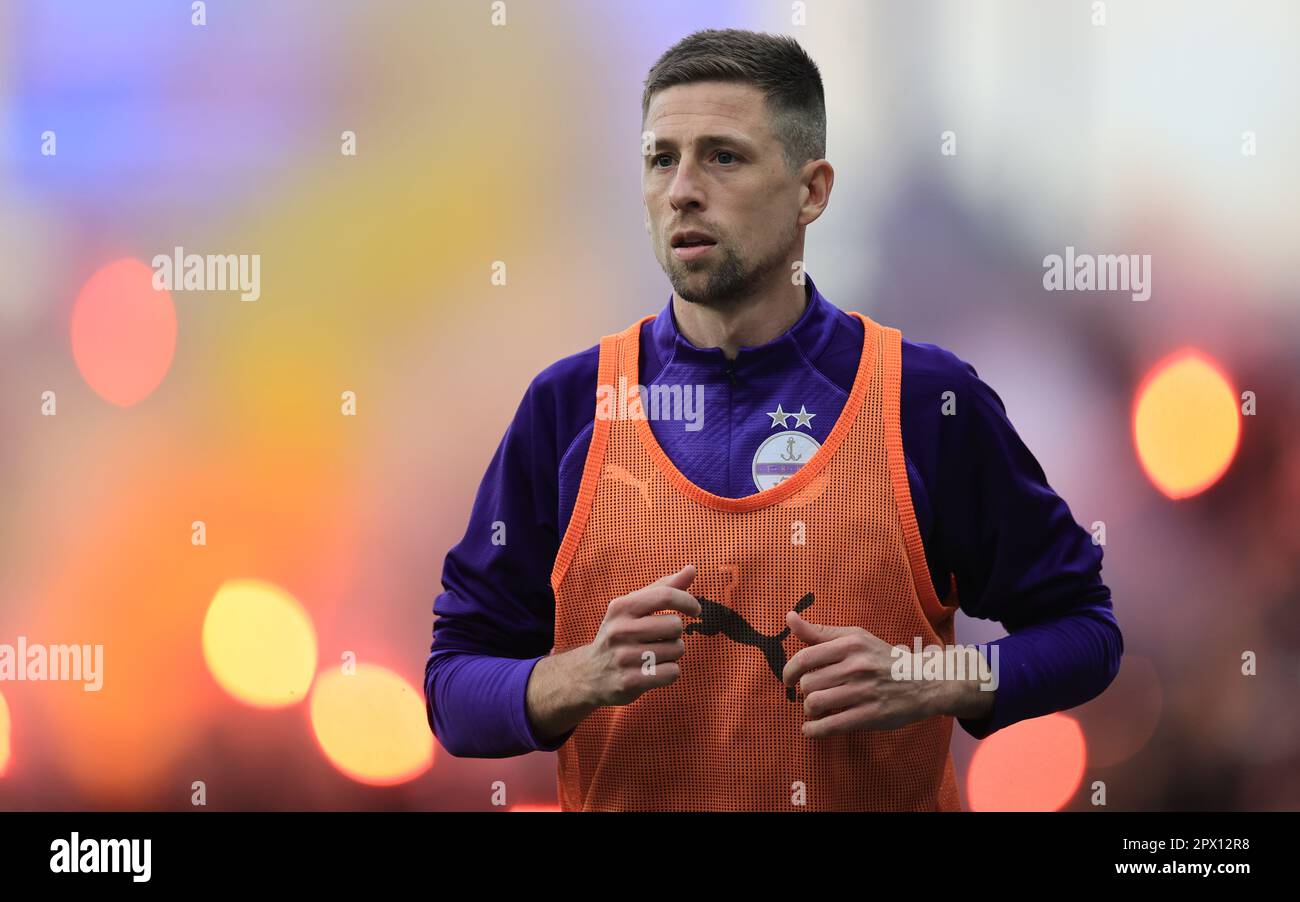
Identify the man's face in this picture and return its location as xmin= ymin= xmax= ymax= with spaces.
xmin=642 ymin=81 xmax=804 ymax=309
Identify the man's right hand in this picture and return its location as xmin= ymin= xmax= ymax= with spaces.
xmin=578 ymin=564 xmax=701 ymax=706
xmin=525 ymin=565 xmax=700 ymax=743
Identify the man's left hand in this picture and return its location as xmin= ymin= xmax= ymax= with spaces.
xmin=781 ymin=609 xmax=990 ymax=738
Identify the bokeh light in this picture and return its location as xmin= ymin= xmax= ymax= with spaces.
xmin=0 ymin=692 xmax=10 ymax=777
xmin=309 ymin=663 xmax=434 ymax=786
xmin=966 ymin=714 xmax=1087 ymax=811
xmin=28 ymin=452 xmax=228 ymax=805
xmin=202 ymin=578 xmax=317 ymax=708
xmin=1133 ymin=349 xmax=1241 ymax=499
xmin=69 ymin=257 xmax=177 ymax=407
xmin=1075 ymin=655 xmax=1163 ymax=768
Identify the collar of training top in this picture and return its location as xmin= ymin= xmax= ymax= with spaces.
xmin=646 ymin=275 xmax=838 ymax=379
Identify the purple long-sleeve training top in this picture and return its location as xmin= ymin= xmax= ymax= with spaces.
xmin=425 ymin=274 xmax=1123 ymax=758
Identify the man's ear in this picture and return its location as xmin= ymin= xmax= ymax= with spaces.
xmin=799 ymin=159 xmax=834 ymax=227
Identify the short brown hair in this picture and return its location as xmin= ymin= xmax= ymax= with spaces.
xmin=642 ymin=29 xmax=826 ymax=172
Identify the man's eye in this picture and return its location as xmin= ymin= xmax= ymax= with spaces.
xmin=652 ymin=154 xmax=673 ymax=168
xmin=716 ymin=151 xmax=737 ymax=164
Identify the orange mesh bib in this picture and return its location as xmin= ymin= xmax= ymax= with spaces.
xmin=550 ymin=310 xmax=963 ymax=811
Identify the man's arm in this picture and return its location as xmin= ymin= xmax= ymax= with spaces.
xmin=425 ymin=344 xmax=699 ymax=757
xmin=924 ymin=350 xmax=1124 ymax=738
xmin=424 ymin=361 xmax=584 ymax=758
xmin=523 ymin=647 xmax=598 ymax=744
xmin=427 ymin=425 xmax=702 ymax=756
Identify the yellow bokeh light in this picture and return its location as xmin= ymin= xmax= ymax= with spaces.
xmin=0 ymin=691 xmax=10 ymax=776
xmin=202 ymin=578 xmax=317 ymax=708
xmin=1133 ymin=349 xmax=1240 ymax=499
xmin=309 ymin=663 xmax=434 ymax=786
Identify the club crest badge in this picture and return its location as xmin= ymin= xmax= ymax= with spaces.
xmin=752 ymin=430 xmax=821 ymax=490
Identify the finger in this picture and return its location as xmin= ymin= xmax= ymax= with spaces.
xmin=782 ymin=636 xmax=853 ymax=687
xmin=802 ymin=683 xmax=863 ymax=720
xmin=644 ymin=638 xmax=687 ymax=665
xmin=786 ymin=609 xmax=856 ymax=644
xmin=624 ymin=585 xmax=701 ymax=618
xmin=647 ymin=564 xmax=696 ymax=590
xmin=793 ymin=657 xmax=857 ymax=696
xmin=613 ymin=626 xmax=686 ymax=652
xmin=801 ymin=706 xmax=864 ymax=740
xmin=641 ymin=660 xmax=680 ymax=690
xmin=616 ymin=638 xmax=685 ymax=664
xmin=619 ymin=612 xmax=689 ymax=643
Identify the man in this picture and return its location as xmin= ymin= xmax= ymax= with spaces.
xmin=425 ymin=29 xmax=1122 ymax=811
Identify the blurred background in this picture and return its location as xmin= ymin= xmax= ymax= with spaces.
xmin=0 ymin=0 xmax=1296 ymax=811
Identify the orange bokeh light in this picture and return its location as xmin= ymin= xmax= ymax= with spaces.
xmin=966 ymin=713 xmax=1087 ymax=811
xmin=70 ymin=257 xmax=177 ymax=407
xmin=1133 ymin=349 xmax=1240 ymax=499
xmin=0 ymin=691 xmax=10 ymax=777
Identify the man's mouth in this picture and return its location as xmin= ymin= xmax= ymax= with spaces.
xmin=671 ymin=231 xmax=718 ymax=261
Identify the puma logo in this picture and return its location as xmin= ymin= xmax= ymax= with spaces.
xmin=684 ymin=592 xmax=815 ymax=700
xmin=603 ymin=463 xmax=651 ymax=507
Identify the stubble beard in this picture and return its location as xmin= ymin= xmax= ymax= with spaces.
xmin=664 ymin=226 xmax=796 ymax=313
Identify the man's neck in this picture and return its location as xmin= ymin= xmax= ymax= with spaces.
xmin=672 ymin=279 xmax=809 ymax=360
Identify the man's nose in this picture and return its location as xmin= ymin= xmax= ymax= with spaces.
xmin=668 ymin=156 xmax=705 ymax=211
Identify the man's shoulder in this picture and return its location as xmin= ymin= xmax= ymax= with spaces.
xmin=526 ymin=313 xmax=655 ymax=400
xmin=516 ymin=333 xmax=617 ymax=459
xmin=528 ymin=341 xmax=601 ymax=402
xmin=898 ymin=336 xmax=1013 ymax=428
xmin=900 ymin=336 xmax=979 ymax=385
xmin=826 ymin=307 xmax=979 ymax=392
xmin=899 ymin=335 xmax=1017 ymax=438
